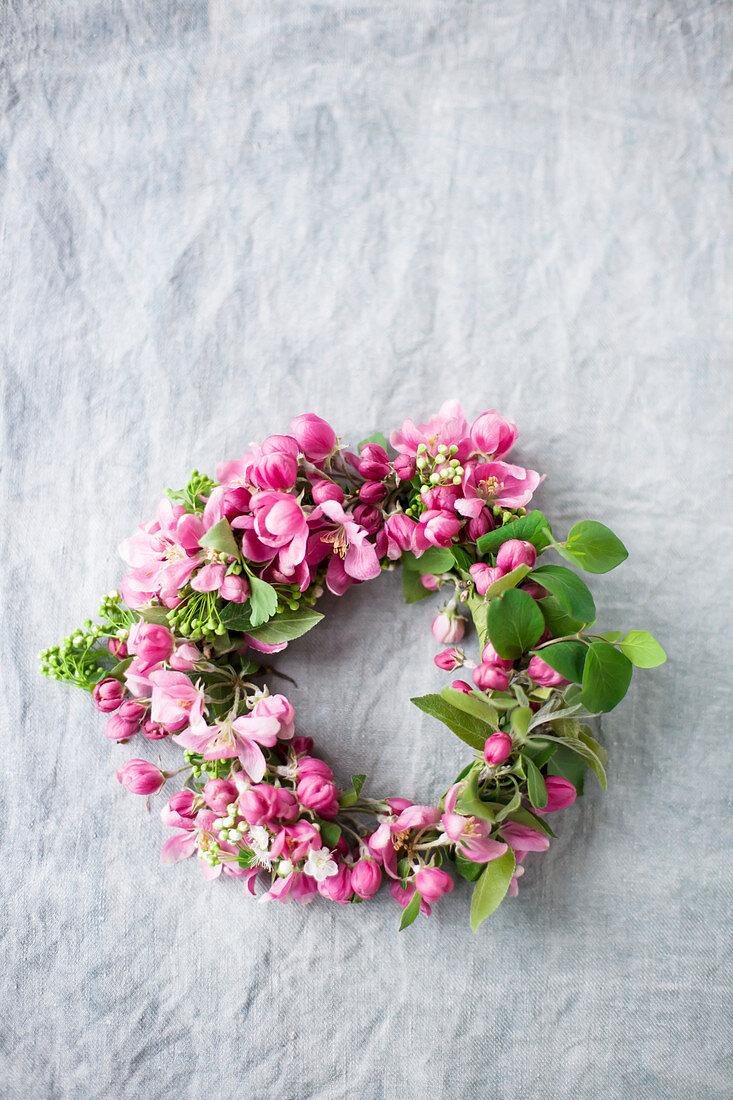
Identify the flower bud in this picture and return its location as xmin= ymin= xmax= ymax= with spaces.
xmin=357 ymin=444 xmax=391 ymax=480
xmin=219 ymin=574 xmax=250 ymax=603
xmin=105 ymin=700 xmax=146 ymax=740
xmin=526 ymin=655 xmax=568 ymax=687
xmin=352 ymin=504 xmax=382 ymax=533
xmin=472 ymin=663 xmax=509 ymax=692
xmin=297 ymin=773 xmax=340 ymax=818
xmin=495 ymin=539 xmax=537 ymax=574
xmin=434 ymin=648 xmax=464 ymax=672
xmin=310 ymin=479 xmax=344 ymax=505
xmin=107 ymin=637 xmax=128 ymax=659
xmin=419 ymin=572 xmax=439 ymax=591
xmin=252 ymin=451 xmax=298 ymax=491
xmin=116 ymin=759 xmax=165 ymax=795
xmin=470 ymin=410 xmax=518 ymax=459
xmin=203 ymin=778 xmax=239 ymax=812
xmin=414 ymin=867 xmax=454 ymax=903
xmin=431 ymin=611 xmax=466 ymax=645
xmin=541 ymin=776 xmax=577 ymax=813
xmin=469 ymin=562 xmax=502 ymax=596
xmin=393 ymin=453 xmax=417 ymax=481
xmin=92 ymin=677 xmax=124 ymax=713
xmin=484 ymin=731 xmax=513 ymax=765
xmin=351 ymin=858 xmax=382 ymax=899
xmin=289 ymin=413 xmax=337 ymax=463
xmin=480 ymin=641 xmax=514 ymax=671
xmin=317 ymin=862 xmax=354 ymax=903
xmin=128 ymin=621 xmax=174 ymax=668
xmin=450 ymin=680 xmax=472 ymax=694
xmin=358 ymin=480 xmax=388 ymax=504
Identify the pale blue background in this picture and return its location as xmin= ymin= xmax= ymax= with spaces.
xmin=1 ymin=2 xmax=731 ymax=1098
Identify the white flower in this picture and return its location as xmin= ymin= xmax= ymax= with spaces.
xmin=247 ymin=825 xmax=272 ymax=870
xmin=303 ymin=846 xmax=338 ymax=882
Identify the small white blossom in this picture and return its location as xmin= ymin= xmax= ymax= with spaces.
xmin=303 ymin=846 xmax=339 ymax=882
xmin=247 ymin=825 xmax=272 ymax=870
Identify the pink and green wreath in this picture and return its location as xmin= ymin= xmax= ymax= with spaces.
xmin=41 ymin=400 xmax=665 ymax=930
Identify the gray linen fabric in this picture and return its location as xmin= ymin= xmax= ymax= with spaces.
xmin=1 ymin=2 xmax=731 ymax=1097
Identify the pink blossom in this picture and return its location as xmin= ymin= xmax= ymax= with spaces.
xmin=484 ymin=731 xmax=513 ymax=765
xmin=202 ymin=484 xmax=251 ymax=528
xmin=390 ymin=399 xmax=472 ymax=460
xmin=469 ymin=563 xmax=502 ymax=595
xmin=315 ymin=498 xmax=382 ymax=590
xmin=92 ymin=677 xmax=124 ymax=713
xmin=470 ymin=410 xmax=519 ymax=459
xmin=251 ymin=694 xmax=295 ymax=739
xmin=161 ymin=790 xmax=198 ymax=829
xmin=251 ymin=450 xmax=299 ymax=492
xmin=414 ymin=867 xmax=454 ymax=904
xmin=247 ymin=490 xmax=310 ymax=573
xmin=173 ymin=712 xmax=280 ymax=782
xmin=116 ymin=759 xmax=165 ymax=795
xmin=105 ymin=700 xmax=146 ymax=740
xmin=441 ymin=783 xmax=509 ymax=864
xmin=495 ymin=539 xmax=537 ymax=574
xmin=297 ymin=772 xmax=340 ymax=818
xmin=190 ymin=562 xmax=227 ymax=592
xmin=289 ymin=413 xmax=338 ymax=463
xmin=500 ymin=821 xmax=550 ymax=855
xmin=107 ymin=637 xmax=128 ymax=659
xmin=434 ymin=648 xmax=464 ymax=671
xmin=219 ymin=574 xmax=250 ymax=602
xmin=419 ymin=572 xmax=439 ymax=591
xmin=260 ymin=870 xmax=319 ymax=905
xmin=389 ymin=881 xmax=432 ymax=916
xmin=202 ymin=778 xmax=239 ymax=812
xmin=393 ymin=453 xmax=417 ymax=480
xmin=368 ymin=805 xmax=440 ymax=878
xmin=351 ymin=858 xmax=382 ymax=899
xmin=239 ymin=783 xmax=299 ymax=826
xmin=168 ymin=643 xmax=202 ymax=671
xmin=150 ymin=670 xmax=205 ymax=732
xmin=414 ymin=509 xmax=462 ymax=551
xmin=119 ymin=498 xmax=205 ymax=608
xmin=473 ymin=663 xmax=509 ymax=692
xmin=317 ymin=862 xmax=354 ymax=903
xmin=431 ymin=611 xmax=466 ymax=645
xmin=456 ymin=461 xmax=542 ymax=517
xmin=538 ymin=776 xmax=577 ymax=814
xmin=480 ymin=641 xmax=514 ymax=671
xmin=127 ymin=621 xmax=174 ymax=668
xmin=381 ymin=514 xmax=418 ymax=560
xmin=526 ymin=655 xmax=569 ymax=688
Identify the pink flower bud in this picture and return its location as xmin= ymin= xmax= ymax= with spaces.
xmin=310 ymin=479 xmax=344 ymax=505
xmin=526 ymin=655 xmax=568 ymax=687
xmin=541 ymin=776 xmax=577 ymax=813
xmin=352 ymin=503 xmax=382 ymax=533
xmin=472 ymin=663 xmax=510 ymax=692
xmin=252 ymin=451 xmax=298 ymax=491
xmin=289 ymin=413 xmax=337 ymax=463
xmin=357 ymin=444 xmax=391 ymax=480
xmin=127 ymin=621 xmax=174 ymax=668
xmin=239 ymin=783 xmax=298 ymax=825
xmin=414 ymin=867 xmax=454 ymax=903
xmin=351 ymin=858 xmax=382 ymax=899
xmin=466 ymin=510 xmax=494 ymax=542
xmin=92 ymin=677 xmax=125 ymax=713
xmin=520 ymin=580 xmax=548 ymax=600
xmin=297 ymin=773 xmax=340 ymax=818
xmin=317 ymin=862 xmax=353 ymax=903
xmin=470 ymin=410 xmax=518 ymax=459
xmin=484 ymin=731 xmax=513 ymax=765
xmin=261 ymin=433 xmax=299 ymax=457
xmin=480 ymin=641 xmax=514 ymax=671
xmin=291 ymin=735 xmax=314 ymax=755
xmin=142 ymin=718 xmax=168 ymax=740
xmin=298 ymin=756 xmax=333 ymax=780
xmin=419 ymin=572 xmax=439 ymax=591
xmin=469 ymin=562 xmax=502 ymax=595
xmin=434 ymin=648 xmax=464 ymax=671
xmin=393 ymin=453 xmax=417 ymax=481
xmin=450 ymin=680 xmax=472 ymax=694
xmin=116 ymin=759 xmax=165 ymax=795
xmin=107 ymin=637 xmax=128 ymax=658
xmin=431 ymin=611 xmax=466 ymax=645
xmin=495 ymin=539 xmax=537 ymax=574
xmin=219 ymin=574 xmax=250 ymax=603
xmin=105 ymin=700 xmax=146 ymax=740
xmin=358 ymin=480 xmax=387 ymax=504
xmin=252 ymin=693 xmax=295 ymax=739
xmin=202 ymin=778 xmax=239 ymax=812
xmin=421 ymin=509 xmax=462 ymax=548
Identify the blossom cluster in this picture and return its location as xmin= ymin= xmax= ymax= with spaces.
xmin=41 ymin=400 xmax=664 ymax=930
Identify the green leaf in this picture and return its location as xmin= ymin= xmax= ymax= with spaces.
xmin=401 ymin=567 xmax=432 ymax=604
xmin=357 ymin=431 xmax=388 ymax=452
xmin=522 ymin=739 xmax=557 ymax=769
xmin=351 ymin=774 xmax=367 ymax=797
xmin=453 ymin=852 xmax=484 ymax=882
xmin=558 ymin=520 xmax=628 ymax=574
xmin=470 ymin=849 xmax=516 ymax=931
xmin=409 ymin=546 xmax=455 ymax=574
xmin=450 ymin=545 xmax=474 ymax=574
xmin=492 ymin=784 xmax=523 ymax=822
xmin=411 ymin=694 xmax=491 ymax=752
xmin=247 ymin=576 xmax=278 ymax=629
xmin=618 ymin=630 xmax=667 ymax=668
xmin=198 ymin=518 xmax=241 ymax=560
xmin=484 ymin=563 xmax=532 ymax=597
xmin=466 ymin=592 xmax=490 ymax=647
xmin=246 ymin=608 xmax=323 ymax=645
xmin=531 ymin=565 xmax=596 ymax=623
xmin=537 ymin=734 xmax=607 ymax=790
xmin=598 ymin=630 xmax=623 ymax=643
xmin=547 ymin=744 xmax=586 ymax=795
xmin=219 ymin=602 xmax=253 ymax=632
xmin=578 ymin=726 xmax=608 ymax=767
xmin=581 ymin=640 xmax=633 ymax=713
xmin=538 ymin=595 xmax=587 ymax=638
xmin=140 ymin=605 xmax=171 ymax=626
xmin=320 ymin=823 xmax=342 ymax=848
xmin=455 ymin=769 xmax=496 ymax=823
xmin=399 ymin=890 xmax=422 ymax=930
xmin=107 ymin=655 xmax=133 ymax=681
xmin=510 ymin=706 xmax=532 ymax=738
xmin=487 ymin=588 xmax=545 ymax=660
xmin=440 ymin=686 xmax=499 ymax=729
xmin=532 ymin=640 xmax=588 ymax=684
xmin=524 ymin=757 xmax=548 ymax=810
xmin=476 ymin=511 xmax=553 ymax=556
xmin=502 ymin=804 xmax=557 ymax=837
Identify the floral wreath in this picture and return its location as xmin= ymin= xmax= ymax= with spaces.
xmin=40 ymin=401 xmax=665 ymax=931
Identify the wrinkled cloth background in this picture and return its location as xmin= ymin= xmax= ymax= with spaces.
xmin=1 ymin=2 xmax=731 ymax=1098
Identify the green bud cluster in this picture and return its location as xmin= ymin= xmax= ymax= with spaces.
xmin=404 ymin=442 xmax=464 ymax=518
xmin=165 ymin=469 xmax=216 ymax=514
xmin=213 ymin=802 xmax=245 ymax=844
xmin=38 ymin=591 xmax=134 ymax=689
xmin=183 ymin=750 xmax=231 ymax=780
xmin=274 ymin=580 xmax=322 ymax=615
xmin=168 ymin=589 xmax=227 ymax=642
